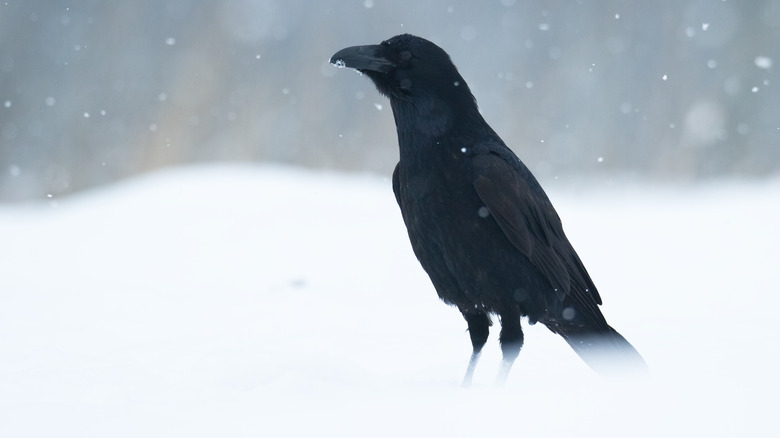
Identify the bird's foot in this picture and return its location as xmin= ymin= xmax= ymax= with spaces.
xmin=461 ymin=350 xmax=482 ymax=387
xmin=494 ymin=360 xmax=513 ymax=387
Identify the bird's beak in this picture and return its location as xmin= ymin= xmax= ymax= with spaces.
xmin=330 ymin=45 xmax=395 ymax=72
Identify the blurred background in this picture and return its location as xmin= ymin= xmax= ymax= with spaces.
xmin=1 ymin=0 xmax=778 ymax=202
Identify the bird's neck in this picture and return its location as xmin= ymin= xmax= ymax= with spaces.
xmin=392 ymin=95 xmax=482 ymax=142
xmin=391 ymin=96 xmax=488 ymax=165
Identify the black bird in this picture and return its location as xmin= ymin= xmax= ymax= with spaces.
xmin=331 ymin=34 xmax=646 ymax=385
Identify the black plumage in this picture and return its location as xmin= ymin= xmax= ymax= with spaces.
xmin=331 ymin=34 xmax=645 ymax=384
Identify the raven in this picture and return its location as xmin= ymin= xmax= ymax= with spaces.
xmin=331 ymin=34 xmax=646 ymax=385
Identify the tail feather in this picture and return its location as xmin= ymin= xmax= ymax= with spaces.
xmin=552 ymin=323 xmax=648 ymax=375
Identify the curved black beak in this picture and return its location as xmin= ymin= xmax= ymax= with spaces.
xmin=330 ymin=45 xmax=395 ymax=73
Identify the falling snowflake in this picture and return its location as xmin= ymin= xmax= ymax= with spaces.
xmin=755 ymin=56 xmax=773 ymax=70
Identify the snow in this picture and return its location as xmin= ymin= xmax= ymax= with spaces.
xmin=755 ymin=56 xmax=773 ymax=70
xmin=1 ymin=165 xmax=778 ymax=437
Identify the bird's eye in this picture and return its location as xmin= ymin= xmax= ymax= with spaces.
xmin=399 ymin=50 xmax=412 ymax=61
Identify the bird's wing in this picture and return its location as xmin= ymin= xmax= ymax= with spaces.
xmin=470 ymin=149 xmax=603 ymax=311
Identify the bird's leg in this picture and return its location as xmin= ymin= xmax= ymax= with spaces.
xmin=496 ymin=310 xmax=524 ymax=386
xmin=461 ymin=311 xmax=490 ymax=387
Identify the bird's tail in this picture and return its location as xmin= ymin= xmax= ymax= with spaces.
xmin=552 ymin=323 xmax=648 ymax=376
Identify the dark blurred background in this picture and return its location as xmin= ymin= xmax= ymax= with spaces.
xmin=1 ymin=0 xmax=778 ymax=201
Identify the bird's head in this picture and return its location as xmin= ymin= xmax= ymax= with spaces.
xmin=330 ymin=34 xmax=477 ymax=110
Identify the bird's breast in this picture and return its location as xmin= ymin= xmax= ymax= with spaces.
xmin=396 ymin=155 xmax=494 ymax=264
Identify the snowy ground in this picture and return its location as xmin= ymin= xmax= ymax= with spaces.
xmin=1 ymin=165 xmax=778 ymax=437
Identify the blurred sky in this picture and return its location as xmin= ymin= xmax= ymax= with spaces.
xmin=1 ymin=0 xmax=778 ymax=201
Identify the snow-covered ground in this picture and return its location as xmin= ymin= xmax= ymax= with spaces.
xmin=1 ymin=165 xmax=778 ymax=437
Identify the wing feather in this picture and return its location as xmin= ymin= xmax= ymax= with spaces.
xmin=471 ymin=150 xmax=603 ymax=314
